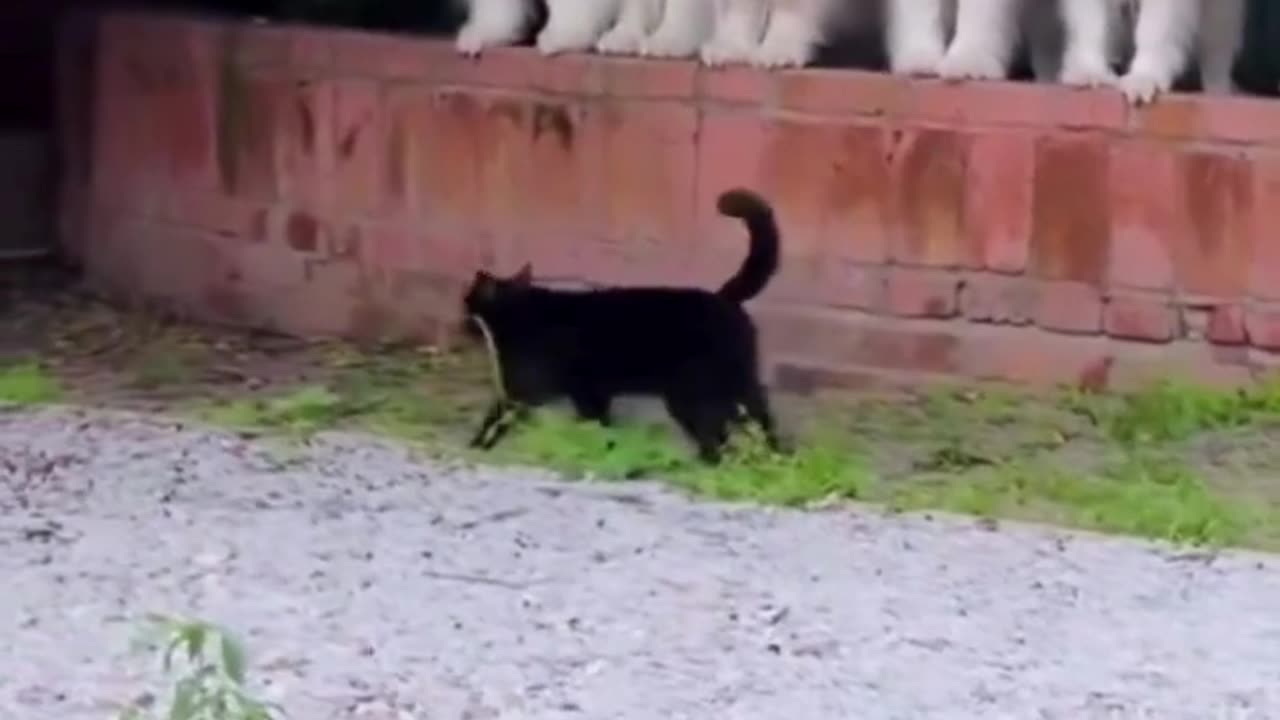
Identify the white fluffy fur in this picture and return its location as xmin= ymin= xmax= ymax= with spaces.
xmin=454 ymin=0 xmax=625 ymax=56
xmin=595 ymin=0 xmax=715 ymax=58
xmin=454 ymin=0 xmax=536 ymax=55
xmin=701 ymin=0 xmax=860 ymax=69
xmin=886 ymin=0 xmax=1028 ymax=80
xmin=1050 ymin=0 xmax=1247 ymax=104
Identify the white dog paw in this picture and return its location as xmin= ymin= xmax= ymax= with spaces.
xmin=641 ymin=30 xmax=702 ymax=58
xmin=936 ymin=47 xmax=1007 ymax=81
xmin=700 ymin=38 xmax=754 ymax=67
xmin=596 ymin=26 xmax=646 ymax=55
xmin=1118 ymin=68 xmax=1171 ymax=105
xmin=1059 ymin=56 xmax=1117 ymax=88
xmin=891 ymin=44 xmax=944 ymax=76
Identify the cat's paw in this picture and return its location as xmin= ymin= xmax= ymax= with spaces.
xmin=890 ymin=44 xmax=944 ymax=76
xmin=936 ymin=46 xmax=1008 ymax=81
xmin=1058 ymin=56 xmax=1116 ymax=88
xmin=595 ymin=25 xmax=646 ymax=55
xmin=1117 ymin=68 xmax=1171 ymax=105
xmin=748 ymin=39 xmax=813 ymax=69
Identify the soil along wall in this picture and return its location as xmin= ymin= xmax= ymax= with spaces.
xmin=56 ymin=11 xmax=1280 ymax=392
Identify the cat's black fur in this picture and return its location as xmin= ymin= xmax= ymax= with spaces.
xmin=462 ymin=187 xmax=782 ymax=463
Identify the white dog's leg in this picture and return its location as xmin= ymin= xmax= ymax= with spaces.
xmin=1024 ymin=0 xmax=1064 ymax=81
xmin=750 ymin=0 xmax=833 ymax=68
xmin=597 ymin=0 xmax=664 ymax=54
xmin=1118 ymin=0 xmax=1200 ymax=103
xmin=701 ymin=0 xmax=769 ymax=66
xmin=1198 ymin=0 xmax=1246 ymax=95
xmin=537 ymin=0 xmax=624 ymax=55
xmin=887 ymin=0 xmax=950 ymax=76
xmin=937 ymin=0 xmax=1026 ymax=80
xmin=455 ymin=0 xmax=534 ymax=55
xmin=643 ymin=0 xmax=716 ymax=57
xmin=1058 ymin=0 xmax=1123 ymax=87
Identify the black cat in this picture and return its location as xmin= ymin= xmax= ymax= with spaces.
xmin=460 ymin=187 xmax=783 ymax=464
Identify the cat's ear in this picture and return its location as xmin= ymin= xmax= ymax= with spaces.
xmin=511 ymin=263 xmax=534 ymax=286
xmin=471 ymin=271 xmax=499 ymax=301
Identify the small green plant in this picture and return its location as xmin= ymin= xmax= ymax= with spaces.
xmin=1068 ymin=377 xmax=1280 ymax=446
xmin=118 ymin=614 xmax=280 ymax=720
xmin=0 ymin=361 xmax=63 ymax=405
xmin=495 ymin=409 xmax=689 ymax=479
xmin=201 ymin=385 xmax=351 ymax=435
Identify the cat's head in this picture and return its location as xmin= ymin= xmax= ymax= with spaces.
xmin=462 ymin=263 xmax=534 ymax=321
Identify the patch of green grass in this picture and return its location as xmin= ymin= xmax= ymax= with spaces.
xmin=1067 ymin=376 xmax=1280 ymax=446
xmin=490 ymin=408 xmax=871 ymax=507
xmin=890 ymin=452 xmax=1251 ymax=547
xmin=130 ymin=350 xmax=196 ymax=390
xmin=0 ymin=361 xmax=63 ymax=405
xmin=200 ymin=385 xmax=353 ymax=435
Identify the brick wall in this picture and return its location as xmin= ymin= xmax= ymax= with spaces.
xmin=56 ymin=11 xmax=1280 ymax=392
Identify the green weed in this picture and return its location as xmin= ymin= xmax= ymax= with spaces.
xmin=118 ymin=614 xmax=279 ymax=720
xmin=0 ymin=361 xmax=63 ymax=405
xmin=200 ymin=385 xmax=352 ymax=435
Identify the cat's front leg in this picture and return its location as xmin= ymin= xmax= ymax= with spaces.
xmin=1057 ymin=0 xmax=1121 ymax=87
xmin=469 ymin=400 xmax=526 ymax=450
xmin=1117 ymin=0 xmax=1199 ymax=104
xmin=455 ymin=0 xmax=533 ymax=55
xmin=537 ymin=0 xmax=623 ymax=55
xmin=700 ymin=0 xmax=769 ymax=67
xmin=937 ymin=0 xmax=1025 ymax=80
xmin=597 ymin=0 xmax=664 ymax=55
xmin=643 ymin=0 xmax=716 ymax=58
xmin=886 ymin=0 xmax=950 ymax=76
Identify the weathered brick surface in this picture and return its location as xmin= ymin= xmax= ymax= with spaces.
xmin=55 ymin=11 xmax=1280 ymax=391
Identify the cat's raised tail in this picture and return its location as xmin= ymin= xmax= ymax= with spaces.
xmin=715 ymin=188 xmax=780 ymax=304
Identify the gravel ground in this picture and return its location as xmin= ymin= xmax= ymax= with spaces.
xmin=3 ymin=406 xmax=1280 ymax=720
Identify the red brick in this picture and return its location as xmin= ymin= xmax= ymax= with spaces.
xmin=1108 ymin=140 xmax=1176 ymax=290
xmin=776 ymin=68 xmax=904 ymax=117
xmin=329 ymin=30 xmax=435 ymax=80
xmin=158 ymin=192 xmax=264 ymax=240
xmin=1035 ymin=281 xmax=1103 ymax=335
xmin=596 ymin=100 xmax=698 ymax=248
xmin=885 ymin=269 xmax=960 ymax=319
xmin=1104 ymin=294 xmax=1179 ymax=343
xmin=232 ymin=23 xmax=333 ymax=70
xmin=754 ymin=308 xmax=962 ymax=375
xmin=1134 ymin=92 xmax=1280 ymax=146
xmin=333 ymin=79 xmax=385 ymax=215
xmin=755 ymin=119 xmax=892 ymax=263
xmin=700 ymin=65 xmax=772 ymax=105
xmin=1030 ymin=136 xmax=1110 ymax=284
xmin=599 ymin=57 xmax=696 ymax=100
xmin=217 ymin=71 xmax=283 ymax=200
xmin=1249 ymin=155 xmax=1280 ymax=300
xmin=696 ymin=111 xmax=766 ymax=243
xmin=1176 ymin=151 xmax=1253 ymax=297
xmin=890 ymin=129 xmax=973 ymax=267
xmin=285 ymin=212 xmax=322 ymax=253
xmin=966 ymin=132 xmax=1033 ymax=273
xmin=1246 ymin=307 xmax=1280 ymax=352
xmin=276 ymin=78 xmax=336 ymax=208
xmin=906 ymin=77 xmax=1127 ymax=131
xmin=961 ymin=274 xmax=1035 ymax=326
xmin=1207 ymin=305 xmax=1248 ymax=345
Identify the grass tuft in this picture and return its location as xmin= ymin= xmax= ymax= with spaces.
xmin=0 ymin=361 xmax=63 ymax=405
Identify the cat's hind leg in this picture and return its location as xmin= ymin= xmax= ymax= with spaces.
xmin=665 ymin=393 xmax=732 ymax=464
xmin=750 ymin=0 xmax=827 ymax=69
xmin=1117 ymin=0 xmax=1199 ymax=104
xmin=1198 ymin=0 xmax=1246 ymax=95
xmin=886 ymin=0 xmax=950 ymax=75
xmin=569 ymin=388 xmax=614 ymax=427
xmin=739 ymin=381 xmax=786 ymax=453
xmin=701 ymin=0 xmax=770 ymax=66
